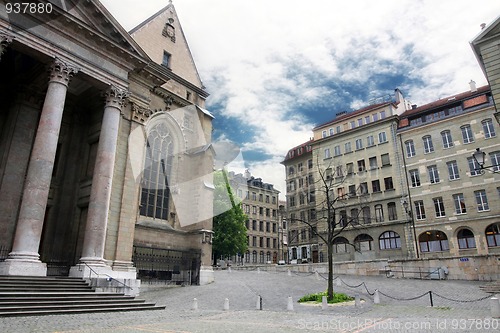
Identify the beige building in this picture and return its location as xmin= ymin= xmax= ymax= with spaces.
xmin=0 ymin=1 xmax=214 ymax=291
xmin=398 ymin=84 xmax=500 ymax=258
xmin=471 ymin=16 xmax=500 ymax=122
xmin=282 ymin=140 xmax=319 ymax=263
xmin=283 ymin=90 xmax=419 ymax=263
xmin=227 ymin=172 xmax=281 ymax=264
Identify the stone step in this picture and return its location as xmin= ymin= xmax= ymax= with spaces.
xmin=0 ymin=276 xmax=163 ymax=316
xmin=0 ymin=294 xmax=134 ymax=301
xmin=0 ymin=276 xmax=82 ymax=282
xmin=0 ymin=298 xmax=144 ymax=306
xmin=0 ymin=291 xmax=125 ymax=298
xmin=479 ymin=281 xmax=500 ymax=294
xmin=0 ymin=305 xmax=165 ymax=317
xmin=0 ymin=279 xmax=88 ymax=286
xmin=0 ymin=286 xmax=93 ymax=292
xmin=0 ymin=301 xmax=156 ymax=311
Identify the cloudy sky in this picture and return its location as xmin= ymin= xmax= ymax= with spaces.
xmin=101 ymin=0 xmax=500 ymax=198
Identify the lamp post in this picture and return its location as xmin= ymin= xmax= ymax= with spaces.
xmin=472 ymin=148 xmax=499 ymax=173
xmin=403 ymin=200 xmax=419 ymax=259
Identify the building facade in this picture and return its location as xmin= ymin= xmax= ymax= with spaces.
xmin=471 ymin=16 xmax=500 ymax=122
xmin=282 ymin=140 xmax=319 ymax=263
xmin=310 ymin=90 xmax=416 ymax=262
xmin=227 ymin=172 xmax=281 ymax=264
xmin=0 ymin=1 xmax=214 ymax=291
xmin=283 ymin=90 xmax=419 ymax=264
xmin=398 ymin=84 xmax=500 ymax=258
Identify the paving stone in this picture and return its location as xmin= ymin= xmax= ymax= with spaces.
xmin=0 ymin=270 xmax=497 ymax=332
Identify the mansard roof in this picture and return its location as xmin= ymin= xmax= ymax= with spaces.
xmin=313 ymin=102 xmax=392 ymax=131
xmin=400 ymin=85 xmax=490 ymax=118
xmin=282 ymin=139 xmax=314 ymax=163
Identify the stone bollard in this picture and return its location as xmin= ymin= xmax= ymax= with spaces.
xmin=355 ymin=294 xmax=360 ymax=307
xmin=257 ymin=267 xmax=260 ymax=274
xmin=287 ymin=269 xmax=291 ymax=276
xmin=315 ymin=271 xmax=320 ymax=280
xmin=192 ymin=298 xmax=198 ymax=310
xmin=287 ymin=296 xmax=294 ymax=311
xmin=256 ymin=295 xmax=262 ymax=310
xmin=322 ymin=296 xmax=328 ymax=310
xmin=228 ymin=266 xmax=232 ymax=273
xmin=374 ymin=290 xmax=380 ymax=304
xmin=490 ymin=297 xmax=500 ymax=318
xmin=224 ymin=298 xmax=229 ymax=311
xmin=336 ymin=278 xmax=341 ymax=287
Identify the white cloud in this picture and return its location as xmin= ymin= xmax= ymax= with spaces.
xmin=101 ymin=0 xmax=500 ymax=198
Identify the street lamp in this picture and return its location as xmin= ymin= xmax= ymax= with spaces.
xmin=472 ymin=148 xmax=499 ymax=173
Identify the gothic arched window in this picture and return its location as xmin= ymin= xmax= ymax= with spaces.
xmin=140 ymin=122 xmax=174 ymax=220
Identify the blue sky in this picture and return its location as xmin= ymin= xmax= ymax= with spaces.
xmin=102 ymin=0 xmax=500 ymax=198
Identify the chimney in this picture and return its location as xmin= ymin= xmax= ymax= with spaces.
xmin=411 ymin=104 xmax=418 ymax=110
xmin=480 ymin=23 xmax=486 ymax=30
xmin=469 ymin=80 xmax=477 ymax=93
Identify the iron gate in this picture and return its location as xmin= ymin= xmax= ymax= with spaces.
xmin=132 ymin=246 xmax=201 ymax=285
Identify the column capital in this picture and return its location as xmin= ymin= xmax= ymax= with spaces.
xmin=48 ymin=58 xmax=79 ymax=86
xmin=0 ymin=33 xmax=14 ymax=58
xmin=104 ymin=85 xmax=130 ymax=110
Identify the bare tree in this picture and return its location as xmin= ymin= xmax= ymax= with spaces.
xmin=290 ymin=157 xmax=370 ymax=301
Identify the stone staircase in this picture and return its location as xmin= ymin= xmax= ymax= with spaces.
xmin=0 ymin=276 xmax=165 ymax=316
xmin=479 ymin=280 xmax=500 ymax=295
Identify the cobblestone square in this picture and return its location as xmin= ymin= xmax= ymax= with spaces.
xmin=0 ymin=269 xmax=498 ymax=332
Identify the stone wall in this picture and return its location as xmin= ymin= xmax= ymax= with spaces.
xmin=234 ymin=254 xmax=500 ymax=281
xmin=388 ymin=255 xmax=500 ymax=281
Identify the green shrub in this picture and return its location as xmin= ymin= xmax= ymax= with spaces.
xmin=298 ymin=291 xmax=354 ymax=304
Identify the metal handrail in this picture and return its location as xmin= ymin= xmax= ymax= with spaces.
xmin=79 ymin=262 xmax=132 ymax=290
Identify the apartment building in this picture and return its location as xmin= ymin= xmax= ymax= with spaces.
xmin=227 ymin=172 xmax=281 ymax=264
xmin=310 ymin=90 xmax=416 ymax=262
xmin=283 ymin=90 xmax=423 ymax=263
xmin=282 ymin=141 xmax=318 ymax=263
xmin=398 ymin=84 xmax=500 ymax=258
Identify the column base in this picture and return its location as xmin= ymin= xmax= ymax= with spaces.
xmin=112 ymin=260 xmax=137 ymax=273
xmin=199 ymin=265 xmax=215 ymax=285
xmin=0 ymin=259 xmax=47 ymax=276
xmin=69 ymin=263 xmax=139 ymax=296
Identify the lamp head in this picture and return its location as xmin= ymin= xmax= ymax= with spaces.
xmin=472 ymin=148 xmax=486 ymax=167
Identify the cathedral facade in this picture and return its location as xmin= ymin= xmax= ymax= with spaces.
xmin=0 ymin=1 xmax=214 ymax=293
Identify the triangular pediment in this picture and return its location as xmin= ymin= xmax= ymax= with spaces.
xmin=483 ymin=23 xmax=500 ymax=40
xmin=471 ymin=15 xmax=500 ymax=45
xmin=49 ymin=0 xmax=149 ymax=59
xmin=129 ymin=3 xmax=204 ymax=88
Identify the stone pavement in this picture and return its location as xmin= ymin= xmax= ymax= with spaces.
xmin=0 ymin=269 xmax=498 ymax=332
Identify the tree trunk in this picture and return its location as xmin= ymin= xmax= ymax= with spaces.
xmin=327 ymin=242 xmax=334 ymax=300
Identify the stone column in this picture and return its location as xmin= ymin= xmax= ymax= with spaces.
xmin=0 ymin=33 xmax=14 ymax=60
xmin=0 ymin=58 xmax=78 ymax=276
xmin=78 ymin=86 xmax=128 ymax=267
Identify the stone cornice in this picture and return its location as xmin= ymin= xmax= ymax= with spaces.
xmin=149 ymin=62 xmax=209 ymax=99
xmin=152 ymin=86 xmax=188 ymax=108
